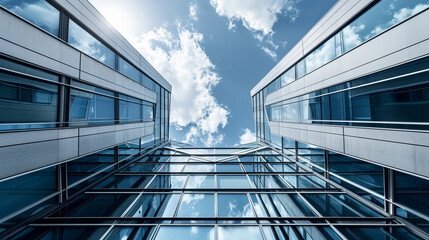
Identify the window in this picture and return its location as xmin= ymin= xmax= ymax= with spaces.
xmin=119 ymin=57 xmax=140 ymax=82
xmin=0 ymin=72 xmax=58 ymax=130
xmin=280 ymin=66 xmax=295 ymax=86
xmin=69 ymin=82 xmax=115 ymax=126
xmin=68 ymin=20 xmax=115 ymax=68
xmin=119 ymin=95 xmax=142 ymax=124
xmin=0 ymin=0 xmax=60 ymax=36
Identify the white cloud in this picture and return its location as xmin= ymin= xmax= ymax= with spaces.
xmin=239 ymin=128 xmax=256 ymax=145
xmin=210 ymin=0 xmax=299 ymax=35
xmin=131 ymin=24 xmax=229 ymax=146
xmin=210 ymin=0 xmax=297 ymax=60
xmin=391 ymin=3 xmax=429 ymax=25
xmin=261 ymin=46 xmax=277 ymax=60
xmin=189 ymin=3 xmax=198 ymax=21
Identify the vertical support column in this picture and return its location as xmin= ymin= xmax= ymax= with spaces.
xmin=58 ymin=10 xmax=69 ymax=42
xmin=384 ymin=168 xmax=395 ymax=214
xmin=57 ymin=76 xmax=66 ymax=128
xmin=324 ymin=150 xmax=329 ymax=178
xmin=114 ymin=146 xmax=119 ymax=169
xmin=114 ymin=93 xmax=120 ymax=124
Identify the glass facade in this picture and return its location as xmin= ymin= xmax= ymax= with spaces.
xmin=0 ymin=0 xmax=60 ymax=36
xmin=266 ymin=56 xmax=429 ymax=130
xmin=258 ymin=0 xmax=429 ymax=97
xmin=3 ymin=143 xmax=425 ymax=239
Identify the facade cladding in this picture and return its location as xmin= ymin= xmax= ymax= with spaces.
xmin=251 ymin=0 xmax=429 ymax=238
xmin=0 ymin=0 xmax=171 ymax=238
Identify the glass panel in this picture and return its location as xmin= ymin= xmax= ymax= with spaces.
xmin=0 ymin=167 xmax=56 ymax=223
xmin=52 ymin=194 xmax=139 ymax=217
xmin=176 ymin=194 xmax=214 ymax=217
xmin=95 ymin=175 xmax=153 ymax=189
xmin=0 ymin=0 xmax=59 ymax=36
xmin=270 ymin=194 xmax=317 ymax=217
xmin=105 ymin=227 xmax=155 ymax=240
xmin=182 ymin=164 xmax=214 ymax=172
xmin=395 ymin=172 xmax=429 ymax=224
xmin=296 ymin=59 xmax=306 ymax=79
xmin=280 ymin=67 xmax=295 ymax=86
xmin=11 ymin=226 xmax=109 ymax=240
xmin=126 ymin=194 xmax=181 ymax=217
xmin=303 ymin=194 xmax=382 ymax=217
xmin=143 ymin=104 xmax=154 ymax=121
xmin=67 ymin=148 xmax=115 ymax=186
xmin=68 ymin=20 xmax=115 ymax=68
xmin=118 ymin=57 xmax=140 ymax=82
xmin=218 ymin=226 xmax=263 ymax=240
xmin=336 ymin=227 xmax=423 ymax=240
xmin=185 ymin=175 xmax=215 ymax=189
xmin=154 ymin=226 xmax=215 ymax=240
xmin=218 ymin=194 xmax=254 ymax=217
xmin=217 ymin=175 xmax=251 ymax=188
xmin=148 ymin=175 xmax=187 ymax=189
xmin=342 ymin=0 xmax=429 ymax=53
xmin=0 ymin=72 xmax=58 ymax=130
xmin=216 ymin=164 xmax=242 ymax=172
xmin=305 ymin=36 xmax=336 ymax=73
xmin=119 ymin=99 xmax=142 ymax=123
xmin=69 ymin=87 xmax=114 ymax=126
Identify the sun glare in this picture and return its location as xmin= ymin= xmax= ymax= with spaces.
xmin=99 ymin=5 xmax=132 ymax=36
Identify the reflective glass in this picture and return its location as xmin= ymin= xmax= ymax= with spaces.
xmin=154 ymin=226 xmax=214 ymax=240
xmin=218 ymin=226 xmax=263 ymax=240
xmin=0 ymin=72 xmax=58 ymax=130
xmin=95 ymin=175 xmax=153 ymax=189
xmin=216 ymin=164 xmax=242 ymax=172
xmin=185 ymin=175 xmax=215 ymax=189
xmin=126 ymin=194 xmax=181 ymax=217
xmin=271 ymin=194 xmax=316 ymax=217
xmin=217 ymin=175 xmax=251 ymax=188
xmin=120 ymin=99 xmax=142 ymax=123
xmin=303 ymin=194 xmax=382 ymax=217
xmin=105 ymin=227 xmax=155 ymax=240
xmin=0 ymin=0 xmax=59 ymax=36
xmin=305 ymin=36 xmax=336 ymax=73
xmin=182 ymin=164 xmax=214 ymax=172
xmin=67 ymin=148 xmax=115 ymax=186
xmin=218 ymin=194 xmax=254 ymax=217
xmin=68 ymin=20 xmax=115 ymax=68
xmin=69 ymin=87 xmax=114 ymax=126
xmin=119 ymin=57 xmax=140 ymax=82
xmin=0 ymin=167 xmax=56 ymax=223
xmin=148 ymin=175 xmax=187 ymax=189
xmin=296 ymin=59 xmax=306 ymax=79
xmin=337 ymin=227 xmax=423 ymax=240
xmin=280 ymin=67 xmax=295 ymax=86
xmin=143 ymin=104 xmax=154 ymax=121
xmin=176 ymin=194 xmax=214 ymax=217
xmin=11 ymin=226 xmax=109 ymax=240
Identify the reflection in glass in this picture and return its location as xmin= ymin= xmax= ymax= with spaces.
xmin=182 ymin=164 xmax=214 ymax=172
xmin=0 ymin=72 xmax=58 ymax=130
xmin=118 ymin=57 xmax=140 ymax=82
xmin=0 ymin=0 xmax=60 ymax=36
xmin=11 ymin=226 xmax=109 ymax=240
xmin=105 ymin=227 xmax=155 ymax=240
xmin=305 ymin=36 xmax=336 ymax=73
xmin=154 ymin=226 xmax=214 ymax=240
xmin=337 ymin=227 xmax=422 ymax=240
xmin=127 ymin=194 xmax=180 ymax=218
xmin=185 ymin=175 xmax=215 ymax=189
xmin=69 ymin=87 xmax=114 ymax=126
xmin=217 ymin=176 xmax=251 ymax=188
xmin=216 ymin=164 xmax=242 ymax=172
xmin=176 ymin=194 xmax=214 ymax=217
xmin=68 ymin=20 xmax=115 ymax=68
xmin=218 ymin=194 xmax=254 ymax=218
xmin=95 ymin=175 xmax=152 ymax=189
xmin=148 ymin=176 xmax=187 ymax=189
xmin=218 ymin=226 xmax=263 ymax=240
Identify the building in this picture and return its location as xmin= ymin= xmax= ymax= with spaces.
xmin=0 ymin=0 xmax=171 ymax=236
xmin=1 ymin=0 xmax=429 ymax=239
xmin=251 ymin=0 xmax=429 ymax=236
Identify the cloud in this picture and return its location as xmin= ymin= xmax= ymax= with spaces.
xmin=189 ymin=3 xmax=198 ymax=21
xmin=210 ymin=0 xmax=297 ymax=60
xmin=130 ymin=24 xmax=229 ymax=146
xmin=391 ymin=3 xmax=429 ymax=25
xmin=239 ymin=128 xmax=256 ymax=145
xmin=210 ymin=0 xmax=299 ymax=35
xmin=260 ymin=46 xmax=277 ymax=60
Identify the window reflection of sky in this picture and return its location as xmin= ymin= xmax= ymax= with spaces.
xmin=218 ymin=194 xmax=254 ymax=217
xmin=185 ymin=175 xmax=215 ymax=188
xmin=218 ymin=226 xmax=263 ymax=240
xmin=217 ymin=175 xmax=251 ymax=188
xmin=177 ymin=194 xmax=215 ymax=217
xmin=154 ymin=226 xmax=215 ymax=240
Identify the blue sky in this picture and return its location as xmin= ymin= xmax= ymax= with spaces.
xmin=89 ymin=0 xmax=336 ymax=147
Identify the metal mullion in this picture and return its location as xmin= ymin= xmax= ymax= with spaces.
xmin=99 ymin=224 xmax=116 ymax=240
xmin=247 ymin=193 xmax=259 ymax=218
xmin=148 ymin=225 xmax=161 ymax=240
xmin=172 ymin=192 xmax=185 ymax=218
